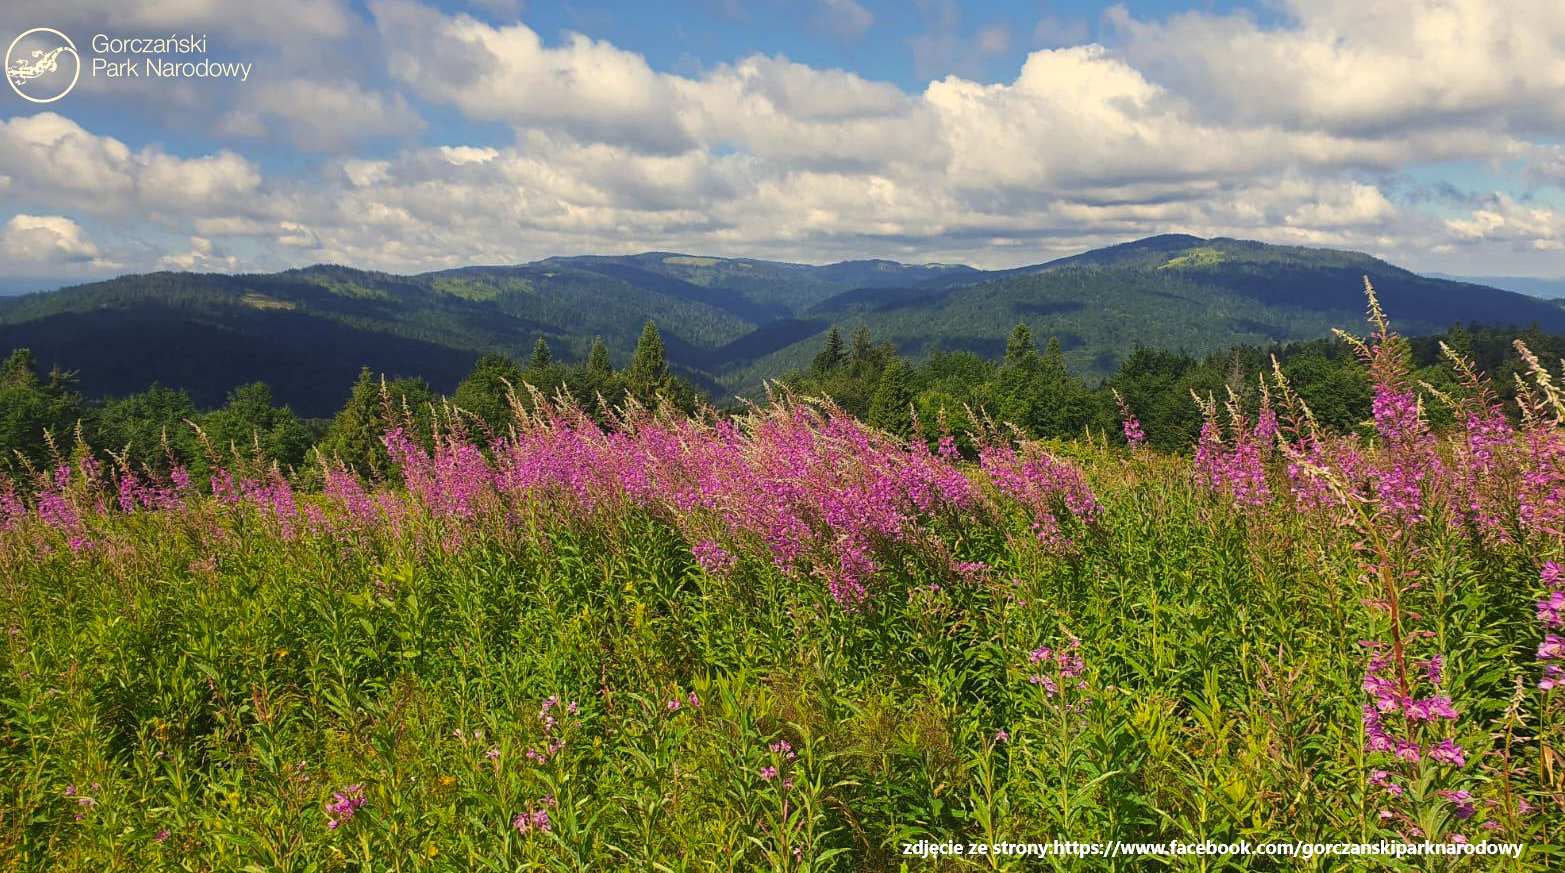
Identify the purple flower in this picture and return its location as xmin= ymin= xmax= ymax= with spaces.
xmin=1437 ymin=789 xmax=1476 ymax=820
xmin=1367 ymin=770 xmax=1404 ymax=798
xmin=691 ymin=540 xmax=737 ymax=576
xmin=1540 ymin=633 xmax=1565 ymax=661
xmin=759 ymin=766 xmax=778 ymax=780
xmin=1427 ymin=738 xmax=1466 ymax=767
xmin=325 ymin=784 xmax=367 ymax=830
xmin=514 ymin=808 xmax=552 ymax=834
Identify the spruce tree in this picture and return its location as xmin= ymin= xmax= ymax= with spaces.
xmin=453 ymin=353 xmax=525 ymax=431
xmin=321 ymin=370 xmax=436 ymax=477
xmin=628 ymin=320 xmax=669 ymax=401
xmin=0 ymin=348 xmax=84 ymax=471
xmin=587 ymin=337 xmax=613 ymax=377
xmin=812 ymin=327 xmax=845 ymax=373
xmin=868 ymin=358 xmax=916 ymax=439
xmin=1004 ymin=323 xmax=1038 ymax=369
xmin=531 ymin=337 xmax=553 ymax=369
xmin=848 ymin=326 xmax=876 ymax=373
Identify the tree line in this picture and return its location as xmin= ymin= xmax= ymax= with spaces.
xmin=0 ymin=321 xmax=694 ymax=481
xmin=2 ymin=317 xmax=1560 ymax=481
xmin=781 ymin=320 xmax=1565 ymax=452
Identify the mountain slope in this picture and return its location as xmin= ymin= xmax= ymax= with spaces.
xmin=719 ymin=236 xmax=1565 ymax=395
xmin=2 ymin=237 xmax=1560 ymax=414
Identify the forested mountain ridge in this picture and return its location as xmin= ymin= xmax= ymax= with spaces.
xmin=2 ymin=236 xmax=1560 ymax=415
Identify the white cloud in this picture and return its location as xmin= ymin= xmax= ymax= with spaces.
xmin=1 ymin=0 xmax=1563 ymax=279
xmin=1108 ymin=0 xmax=1565 ymax=138
xmin=0 ymin=214 xmax=115 ymax=267
xmin=0 ymin=114 xmax=262 ymax=217
xmin=157 ymin=236 xmax=241 ymax=271
xmin=372 ymin=0 xmax=697 ymax=153
xmin=1445 ymin=195 xmax=1565 ymax=251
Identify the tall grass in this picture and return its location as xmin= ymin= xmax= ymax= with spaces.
xmin=1 ymin=286 xmax=1561 ymax=870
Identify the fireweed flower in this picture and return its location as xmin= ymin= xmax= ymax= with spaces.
xmin=1539 ymin=571 xmax=1565 ymax=690
xmin=1427 ymin=738 xmax=1466 ymax=767
xmin=1113 ymin=390 xmax=1145 ymax=448
xmin=691 ymin=540 xmax=736 ymax=576
xmin=1025 ymin=636 xmax=1090 ymax=718
xmin=1368 ymin=770 xmax=1404 ymax=798
xmin=1191 ymin=397 xmax=1270 ymax=509
xmin=3 ymin=395 xmax=1098 ymax=615
xmin=325 ymin=784 xmax=367 ymax=830
xmin=514 ymin=808 xmax=552 ymax=834
xmin=1436 ymin=789 xmax=1477 ymax=820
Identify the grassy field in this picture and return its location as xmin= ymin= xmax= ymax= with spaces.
xmin=2 ymin=308 xmax=1563 ymax=870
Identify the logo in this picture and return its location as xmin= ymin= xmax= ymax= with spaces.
xmin=7 ymin=28 xmax=80 ymax=103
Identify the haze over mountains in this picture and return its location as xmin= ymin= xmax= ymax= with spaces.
xmin=2 ymin=234 xmax=1562 ymax=417
xmin=1429 ymin=274 xmax=1565 ymax=300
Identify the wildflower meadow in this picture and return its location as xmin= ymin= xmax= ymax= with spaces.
xmin=2 ymin=285 xmax=1563 ymax=870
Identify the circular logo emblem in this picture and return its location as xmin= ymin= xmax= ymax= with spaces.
xmin=6 ymin=28 xmax=80 ymax=103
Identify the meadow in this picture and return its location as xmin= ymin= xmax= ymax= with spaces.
xmin=1 ymin=290 xmax=1562 ymax=870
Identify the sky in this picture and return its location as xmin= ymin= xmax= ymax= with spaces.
xmin=0 ymin=0 xmax=1562 ymax=286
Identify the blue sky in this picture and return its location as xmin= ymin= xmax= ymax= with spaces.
xmin=1 ymin=0 xmax=1561 ymax=284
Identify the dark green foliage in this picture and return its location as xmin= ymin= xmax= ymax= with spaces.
xmin=0 ymin=349 xmax=85 ymax=471
xmin=623 ymin=321 xmax=701 ymax=412
xmin=629 ymin=321 xmax=668 ymax=390
xmin=1004 ymin=322 xmax=1037 ymax=369
xmin=198 ymin=383 xmax=313 ymax=473
xmin=811 ymin=326 xmax=845 ymax=374
xmin=452 ymin=353 xmax=525 ymax=437
xmin=0 ymin=356 xmax=79 ymax=470
xmin=530 ymin=337 xmax=553 ymax=369
xmin=867 ymin=359 xmax=915 ymax=438
xmin=587 ymin=336 xmax=613 ymax=377
xmin=319 ymin=369 xmax=438 ymax=478
xmin=92 ymin=385 xmax=199 ymax=473
xmin=1280 ymin=349 xmax=1373 ymax=433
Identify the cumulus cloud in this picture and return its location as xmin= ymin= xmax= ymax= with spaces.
xmin=1445 ymin=195 xmax=1565 ymax=251
xmin=372 ymin=0 xmax=697 ymax=153
xmin=0 ymin=114 xmax=262 ymax=217
xmin=1 ymin=0 xmax=1562 ymax=279
xmin=1108 ymin=0 xmax=1565 ymax=138
xmin=156 ymin=236 xmax=241 ymax=271
xmin=0 ymin=214 xmax=116 ymax=268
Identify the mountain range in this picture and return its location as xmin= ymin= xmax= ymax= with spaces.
xmin=3 ymin=234 xmax=1562 ymax=416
